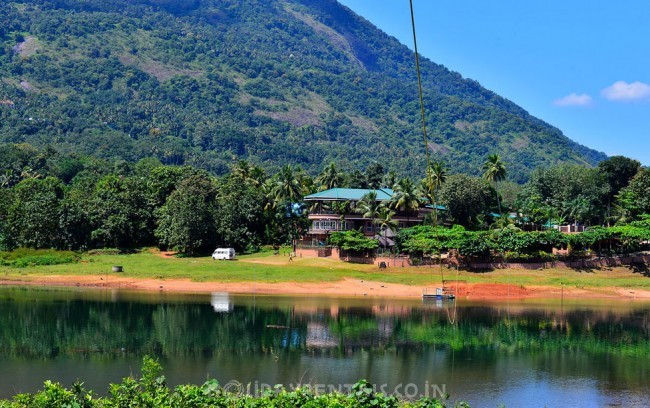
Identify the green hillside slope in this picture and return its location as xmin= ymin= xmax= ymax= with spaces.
xmin=0 ymin=0 xmax=605 ymax=182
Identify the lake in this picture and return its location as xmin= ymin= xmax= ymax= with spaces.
xmin=0 ymin=287 xmax=649 ymax=407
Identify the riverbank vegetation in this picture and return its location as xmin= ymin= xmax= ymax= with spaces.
xmin=0 ymin=357 xmax=459 ymax=408
xmin=394 ymin=219 xmax=650 ymax=262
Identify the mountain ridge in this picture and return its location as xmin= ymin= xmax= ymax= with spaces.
xmin=0 ymin=0 xmax=606 ymax=182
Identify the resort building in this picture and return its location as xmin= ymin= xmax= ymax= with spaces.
xmin=299 ymin=188 xmax=433 ymax=248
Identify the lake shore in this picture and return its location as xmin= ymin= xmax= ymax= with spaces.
xmin=2 ymin=249 xmax=650 ymax=300
xmin=2 ymin=273 xmax=650 ymax=300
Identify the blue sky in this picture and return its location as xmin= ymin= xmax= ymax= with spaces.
xmin=338 ymin=0 xmax=650 ymax=165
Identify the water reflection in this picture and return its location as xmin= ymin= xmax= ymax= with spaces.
xmin=210 ymin=292 xmax=233 ymax=313
xmin=0 ymin=288 xmax=649 ymax=406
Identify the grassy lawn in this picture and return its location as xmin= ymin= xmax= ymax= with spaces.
xmin=2 ymin=248 xmax=650 ymax=290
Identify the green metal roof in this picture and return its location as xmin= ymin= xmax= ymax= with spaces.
xmin=304 ymin=188 xmax=394 ymax=201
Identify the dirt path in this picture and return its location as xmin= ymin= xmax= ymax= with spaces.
xmin=2 ymin=274 xmax=650 ymax=300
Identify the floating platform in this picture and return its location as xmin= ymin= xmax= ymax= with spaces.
xmin=422 ymin=288 xmax=455 ymax=300
xmin=422 ymin=294 xmax=455 ymax=300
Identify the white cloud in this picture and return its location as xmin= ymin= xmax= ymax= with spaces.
xmin=553 ymin=93 xmax=593 ymax=107
xmin=601 ymin=81 xmax=650 ymax=101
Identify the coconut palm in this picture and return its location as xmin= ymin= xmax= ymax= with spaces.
xmin=232 ymin=160 xmax=252 ymax=180
xmin=248 ymin=165 xmax=266 ymax=188
xmin=421 ymin=160 xmax=447 ymax=226
xmin=269 ymin=165 xmax=305 ymax=209
xmin=482 ymin=154 xmax=507 ymax=215
xmin=564 ymin=196 xmax=591 ymax=230
xmin=356 ymin=191 xmax=382 ymax=220
xmin=390 ymin=178 xmax=421 ymax=220
xmin=383 ymin=171 xmax=398 ymax=189
xmin=375 ymin=207 xmax=398 ymax=253
xmin=316 ymin=162 xmax=344 ymax=191
xmin=233 ymin=160 xmax=266 ymax=188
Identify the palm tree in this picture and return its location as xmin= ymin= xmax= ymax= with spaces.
xmin=269 ymin=165 xmax=307 ymax=254
xmin=483 ymin=154 xmax=507 ymax=215
xmin=390 ymin=178 xmax=421 ymax=226
xmin=564 ymin=196 xmax=591 ymax=231
xmin=248 ymin=165 xmax=266 ymax=188
xmin=269 ymin=165 xmax=305 ymax=210
xmin=232 ymin=160 xmax=252 ymax=180
xmin=316 ymin=162 xmax=344 ymax=191
xmin=375 ymin=207 xmax=398 ymax=253
xmin=233 ymin=160 xmax=266 ymax=188
xmin=272 ymin=165 xmax=300 ymax=203
xmin=421 ymin=160 xmax=447 ymax=226
xmin=383 ymin=171 xmax=397 ymax=189
xmin=356 ymin=191 xmax=382 ymax=222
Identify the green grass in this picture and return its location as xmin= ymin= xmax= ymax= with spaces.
xmin=1 ymin=248 xmax=650 ymax=291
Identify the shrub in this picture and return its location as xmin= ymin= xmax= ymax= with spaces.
xmin=0 ymin=249 xmax=80 ymax=268
xmin=87 ymin=248 xmax=122 ymax=256
xmin=0 ymin=357 xmax=462 ymax=407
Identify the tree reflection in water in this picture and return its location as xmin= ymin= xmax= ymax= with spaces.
xmin=0 ymin=288 xmax=649 ymax=404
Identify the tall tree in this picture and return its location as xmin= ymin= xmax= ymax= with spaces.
xmin=316 ymin=162 xmax=344 ymax=191
xmin=383 ymin=171 xmax=397 ymax=189
xmin=268 ymin=165 xmax=308 ymax=252
xmin=347 ymin=170 xmax=369 ymax=189
xmin=521 ymin=164 xmax=608 ymax=227
xmin=154 ymin=175 xmax=218 ymax=255
xmin=214 ymin=176 xmax=266 ymax=252
xmin=598 ymin=156 xmax=642 ymax=196
xmin=421 ymin=160 xmax=447 ymax=226
xmin=5 ymin=177 xmax=65 ymax=249
xmin=366 ymin=163 xmax=384 ymax=189
xmin=615 ymin=168 xmax=650 ymax=222
xmin=90 ymin=175 xmax=154 ymax=248
xmin=440 ymin=174 xmax=494 ymax=227
xmin=598 ymin=156 xmax=641 ymax=225
xmin=269 ymin=165 xmax=305 ymax=208
xmin=389 ymin=178 xmax=420 ymax=216
xmin=356 ymin=191 xmax=383 ymax=221
xmin=375 ymin=206 xmax=398 ymax=252
xmin=482 ymin=154 xmax=507 ymax=215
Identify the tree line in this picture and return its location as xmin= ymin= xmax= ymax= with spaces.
xmin=0 ymin=143 xmax=648 ymax=256
xmin=0 ymin=144 xmax=306 ymax=255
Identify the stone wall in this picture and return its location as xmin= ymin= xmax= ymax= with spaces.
xmin=297 ymin=246 xmax=650 ymax=270
xmin=467 ymin=255 xmax=650 ymax=270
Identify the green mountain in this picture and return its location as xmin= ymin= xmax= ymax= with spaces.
xmin=0 ymin=0 xmax=606 ymax=182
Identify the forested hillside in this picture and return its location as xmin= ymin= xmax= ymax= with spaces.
xmin=0 ymin=0 xmax=605 ymax=182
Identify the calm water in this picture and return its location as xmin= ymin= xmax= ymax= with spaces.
xmin=1 ymin=287 xmax=649 ymax=407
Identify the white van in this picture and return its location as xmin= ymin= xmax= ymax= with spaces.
xmin=212 ymin=248 xmax=236 ymax=260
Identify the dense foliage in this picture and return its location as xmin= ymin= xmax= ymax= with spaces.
xmin=0 ymin=0 xmax=605 ymax=181
xmin=328 ymin=230 xmax=379 ymax=253
xmin=0 ymin=357 xmax=457 ymax=408
xmin=0 ymin=144 xmax=307 ymax=254
xmin=396 ymin=223 xmax=650 ymax=262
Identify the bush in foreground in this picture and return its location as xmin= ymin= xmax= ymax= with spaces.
xmin=0 ymin=357 xmax=467 ymax=408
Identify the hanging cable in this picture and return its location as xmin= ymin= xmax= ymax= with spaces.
xmin=409 ymin=0 xmax=432 ymax=169
xmin=410 ymin=0 xmax=452 ymax=303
